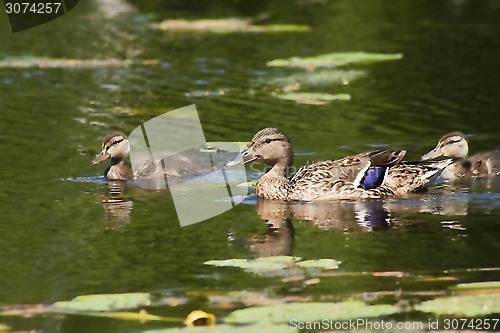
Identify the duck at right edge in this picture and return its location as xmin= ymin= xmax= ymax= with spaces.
xmin=421 ymin=132 xmax=500 ymax=180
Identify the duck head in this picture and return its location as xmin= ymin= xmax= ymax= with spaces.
xmin=422 ymin=132 xmax=469 ymax=160
xmin=239 ymin=128 xmax=293 ymax=171
xmin=91 ymin=131 xmax=130 ymax=165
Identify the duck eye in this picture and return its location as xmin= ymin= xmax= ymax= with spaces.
xmin=265 ymin=138 xmax=272 ymax=144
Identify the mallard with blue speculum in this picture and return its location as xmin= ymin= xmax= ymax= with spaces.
xmin=232 ymin=128 xmax=453 ymax=201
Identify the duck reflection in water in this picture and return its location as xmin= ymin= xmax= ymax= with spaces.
xmin=247 ymin=199 xmax=396 ymax=258
xmin=247 ymin=193 xmax=474 ymax=258
xmin=250 ymin=200 xmax=295 ymax=257
xmin=101 ymin=180 xmax=133 ymax=229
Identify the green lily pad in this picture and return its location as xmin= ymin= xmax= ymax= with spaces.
xmin=53 ymin=293 xmax=151 ymax=312
xmin=225 ymin=301 xmax=400 ymax=325
xmin=0 ymin=57 xmax=157 ymax=68
xmin=205 ymin=259 xmax=251 ymax=268
xmin=268 ymin=69 xmax=366 ymax=89
xmin=143 ymin=324 xmax=297 ymax=333
xmin=237 ymin=181 xmax=256 ymax=188
xmin=205 ymin=257 xmax=342 ymax=273
xmin=297 ymin=259 xmax=340 ymax=270
xmin=205 ymin=256 xmax=299 ymax=271
xmin=267 ymin=52 xmax=403 ymax=69
xmin=67 ymin=310 xmax=180 ymax=322
xmin=451 ymin=281 xmax=500 ymax=290
xmin=416 ymin=294 xmax=500 ymax=316
xmin=158 ymin=19 xmax=310 ymax=34
xmin=272 ymin=92 xmax=351 ymax=104
xmin=205 ymin=142 xmax=249 ymax=152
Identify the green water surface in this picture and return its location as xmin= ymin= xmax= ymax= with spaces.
xmin=1 ymin=0 xmax=500 ymax=332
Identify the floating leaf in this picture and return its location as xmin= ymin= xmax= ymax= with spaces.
xmin=205 ymin=142 xmax=249 ymax=152
xmin=144 ymin=323 xmax=297 ymax=333
xmin=205 ymin=256 xmax=299 ymax=271
xmin=53 ymin=293 xmax=151 ymax=312
xmin=205 ymin=257 xmax=342 ymax=273
xmin=205 ymin=259 xmax=250 ymax=268
xmin=185 ymin=310 xmax=216 ymax=327
xmin=267 ymin=52 xmax=403 ymax=69
xmin=296 ymin=259 xmax=340 ymax=270
xmin=0 ymin=57 xmax=158 ymax=68
xmin=416 ymin=294 xmax=500 ymax=316
xmin=0 ymin=304 xmax=47 ymax=316
xmin=267 ymin=69 xmax=366 ymax=89
xmin=225 ymin=301 xmax=400 ymax=325
xmin=185 ymin=90 xmax=226 ymax=98
xmin=90 ymin=310 xmax=178 ymax=322
xmin=272 ymin=92 xmax=351 ymax=104
xmin=158 ymin=19 xmax=310 ymax=34
xmin=451 ymin=281 xmax=500 ymax=290
xmin=237 ymin=181 xmax=256 ymax=188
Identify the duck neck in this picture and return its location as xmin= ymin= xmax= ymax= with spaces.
xmin=110 ymin=156 xmax=123 ymax=166
xmin=268 ymin=160 xmax=291 ymax=178
xmin=256 ymin=160 xmax=292 ymax=201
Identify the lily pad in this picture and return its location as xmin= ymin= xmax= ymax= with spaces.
xmin=225 ymin=301 xmax=400 ymax=325
xmin=272 ymin=92 xmax=351 ymax=104
xmin=82 ymin=310 xmax=179 ymax=322
xmin=53 ymin=293 xmax=151 ymax=312
xmin=205 ymin=256 xmax=299 ymax=271
xmin=296 ymin=259 xmax=340 ymax=270
xmin=143 ymin=324 xmax=297 ymax=333
xmin=451 ymin=281 xmax=500 ymax=290
xmin=267 ymin=52 xmax=403 ymax=69
xmin=205 ymin=142 xmax=249 ymax=152
xmin=237 ymin=181 xmax=256 ymax=188
xmin=268 ymin=69 xmax=366 ymax=89
xmin=205 ymin=257 xmax=342 ymax=273
xmin=0 ymin=57 xmax=159 ymax=68
xmin=416 ymin=294 xmax=500 ymax=316
xmin=158 ymin=19 xmax=310 ymax=34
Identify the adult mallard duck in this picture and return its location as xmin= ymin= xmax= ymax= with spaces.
xmin=236 ymin=128 xmax=452 ymax=201
xmin=421 ymin=132 xmax=500 ymax=180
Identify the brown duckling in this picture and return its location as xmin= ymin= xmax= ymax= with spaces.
xmin=422 ymin=132 xmax=500 ymax=180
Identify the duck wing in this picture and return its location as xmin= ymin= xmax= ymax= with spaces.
xmin=383 ymin=159 xmax=454 ymax=193
xmin=289 ymin=155 xmax=371 ymax=201
xmin=288 ymin=150 xmax=406 ymax=201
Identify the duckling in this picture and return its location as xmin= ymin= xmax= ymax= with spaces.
xmin=238 ymin=128 xmax=452 ymax=201
xmin=92 ymin=131 xmax=133 ymax=180
xmin=92 ymin=131 xmax=217 ymax=182
xmin=421 ymin=132 xmax=500 ymax=180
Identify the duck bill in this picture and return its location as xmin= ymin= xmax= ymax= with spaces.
xmin=226 ymin=147 xmax=258 ymax=167
xmin=91 ymin=151 xmax=110 ymax=165
xmin=421 ymin=147 xmax=443 ymax=160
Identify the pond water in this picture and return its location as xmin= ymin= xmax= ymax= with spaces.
xmin=1 ymin=0 xmax=500 ymax=332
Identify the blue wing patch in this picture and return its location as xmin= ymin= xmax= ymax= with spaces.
xmin=361 ymin=166 xmax=387 ymax=190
